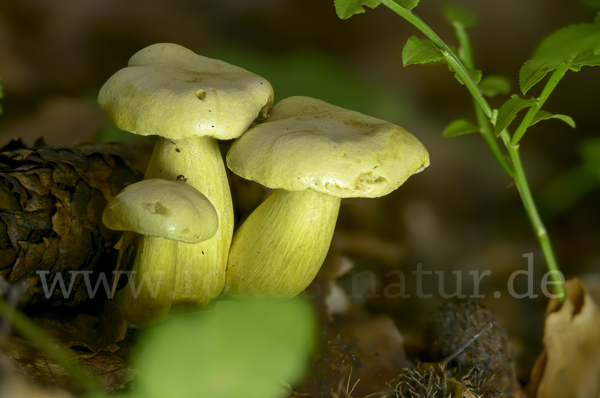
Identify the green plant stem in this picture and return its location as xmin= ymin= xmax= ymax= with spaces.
xmin=452 ymin=22 xmax=474 ymax=69
xmin=507 ymin=66 xmax=570 ymax=297
xmin=451 ymin=16 xmax=514 ymax=177
xmin=0 ymin=298 xmax=104 ymax=393
xmin=475 ymin=102 xmax=514 ymax=177
xmin=380 ymin=0 xmax=566 ymax=299
xmin=380 ymin=0 xmax=492 ymax=119
xmin=511 ymin=64 xmax=570 ymax=145
xmin=506 ymin=145 xmax=566 ymax=299
xmin=382 ymin=0 xmax=512 ymax=175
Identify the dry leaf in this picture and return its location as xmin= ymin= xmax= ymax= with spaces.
xmin=2 ymin=306 xmax=137 ymax=394
xmin=4 ymin=336 xmax=136 ymax=394
xmin=38 ymin=312 xmax=121 ymax=353
xmin=530 ymin=278 xmax=600 ymax=398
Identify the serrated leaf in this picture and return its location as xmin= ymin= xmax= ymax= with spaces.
xmin=467 ymin=69 xmax=482 ymax=84
xmin=478 ymin=75 xmax=511 ymax=97
xmin=443 ymin=119 xmax=480 ymax=137
xmin=402 ymin=36 xmax=445 ymax=66
xmin=444 ymin=5 xmax=477 ymax=28
xmin=530 ymin=110 xmax=576 ymax=128
xmin=445 ymin=58 xmax=482 ymax=85
xmin=396 ymin=0 xmax=420 ymax=10
xmin=451 ymin=66 xmax=482 ymax=85
xmin=334 ymin=0 xmax=381 ymax=19
xmin=494 ymin=94 xmax=538 ymax=136
xmin=520 ymin=23 xmax=600 ymax=94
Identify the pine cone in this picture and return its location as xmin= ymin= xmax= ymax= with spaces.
xmin=391 ymin=364 xmax=500 ymax=398
xmin=428 ymin=299 xmax=518 ymax=397
xmin=0 ymin=139 xmax=148 ymax=307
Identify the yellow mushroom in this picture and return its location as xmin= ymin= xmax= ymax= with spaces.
xmin=102 ymin=179 xmax=218 ymax=327
xmin=98 ymin=43 xmax=274 ymax=308
xmin=225 ymin=96 xmax=430 ymax=298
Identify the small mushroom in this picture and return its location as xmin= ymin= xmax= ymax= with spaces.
xmin=225 ymin=96 xmax=430 ymax=298
xmin=98 ymin=43 xmax=274 ymax=307
xmin=103 ymin=179 xmax=218 ymax=327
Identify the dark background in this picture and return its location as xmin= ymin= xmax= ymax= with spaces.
xmin=1 ymin=0 xmax=599 ymax=380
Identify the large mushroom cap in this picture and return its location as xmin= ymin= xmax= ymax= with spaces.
xmin=102 ymin=179 xmax=219 ymax=244
xmin=227 ymin=96 xmax=430 ymax=198
xmin=98 ymin=43 xmax=274 ymax=140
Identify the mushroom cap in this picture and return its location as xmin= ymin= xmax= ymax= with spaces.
xmin=103 ymin=179 xmax=218 ymax=244
xmin=227 ymin=96 xmax=430 ymax=198
xmin=98 ymin=43 xmax=274 ymax=140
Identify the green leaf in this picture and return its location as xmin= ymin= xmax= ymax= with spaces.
xmin=396 ymin=0 xmax=420 ymax=10
xmin=468 ymin=69 xmax=482 ymax=84
xmin=402 ymin=36 xmax=445 ymax=66
xmin=448 ymin=63 xmax=482 ymax=85
xmin=530 ymin=110 xmax=576 ymax=128
xmin=132 ymin=298 xmax=316 ymax=398
xmin=584 ymin=0 xmax=600 ymax=11
xmin=520 ymin=23 xmax=600 ymax=94
xmin=580 ymin=137 xmax=600 ymax=171
xmin=494 ymin=94 xmax=538 ymax=136
xmin=444 ymin=5 xmax=477 ymax=28
xmin=334 ymin=0 xmax=381 ymax=19
xmin=478 ymin=75 xmax=511 ymax=97
xmin=443 ymin=119 xmax=480 ymax=137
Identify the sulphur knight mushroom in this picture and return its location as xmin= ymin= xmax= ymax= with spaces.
xmin=103 ymin=178 xmax=218 ymax=327
xmin=98 ymin=43 xmax=274 ymax=308
xmin=225 ymin=96 xmax=430 ymax=298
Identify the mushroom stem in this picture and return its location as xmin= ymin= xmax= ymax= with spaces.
xmin=144 ymin=136 xmax=232 ymax=307
xmin=118 ymin=235 xmax=177 ymax=327
xmin=225 ymin=189 xmax=341 ymax=298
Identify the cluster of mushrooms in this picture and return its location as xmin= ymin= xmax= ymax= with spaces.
xmin=99 ymin=43 xmax=430 ymax=327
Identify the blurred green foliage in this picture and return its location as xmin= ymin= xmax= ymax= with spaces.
xmin=115 ymin=298 xmax=316 ymax=398
xmin=444 ymin=5 xmax=477 ymax=28
xmin=540 ymin=138 xmax=600 ymax=218
xmin=477 ymin=75 xmax=511 ymax=97
xmin=96 ymin=119 xmax=132 ymax=142
xmin=206 ymin=46 xmax=414 ymax=123
xmin=582 ymin=0 xmax=600 ymax=10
